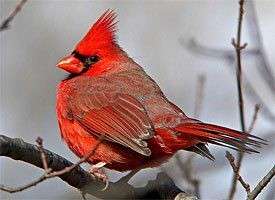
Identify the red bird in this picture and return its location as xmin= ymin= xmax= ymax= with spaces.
xmin=56 ymin=10 xmax=263 ymax=176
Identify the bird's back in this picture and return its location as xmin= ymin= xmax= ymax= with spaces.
xmin=57 ymin=65 xmax=183 ymax=130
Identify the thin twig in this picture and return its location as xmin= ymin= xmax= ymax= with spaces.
xmin=0 ymin=0 xmax=27 ymax=31
xmin=180 ymin=38 xmax=258 ymax=61
xmin=248 ymin=104 xmax=260 ymax=133
xmin=181 ymin=38 xmax=275 ymax=123
xmin=194 ymin=74 xmax=206 ymax=119
xmin=184 ymin=74 xmax=206 ymax=198
xmin=36 ymin=137 xmax=51 ymax=173
xmin=246 ymin=1 xmax=275 ymax=92
xmin=228 ymin=1 xmax=248 ymax=199
xmin=174 ymin=74 xmax=206 ymax=198
xmin=0 ymin=173 xmax=49 ymax=193
xmin=226 ymin=151 xmax=251 ymax=195
xmin=233 ymin=0 xmax=247 ymax=133
xmin=183 ymin=154 xmax=200 ymax=198
xmin=0 ymin=136 xmax=103 ymax=193
xmin=247 ymin=165 xmax=275 ymax=200
xmin=50 ymin=136 xmax=103 ymax=177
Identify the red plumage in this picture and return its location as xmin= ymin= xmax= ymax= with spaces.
xmin=56 ymin=10 xmax=264 ymax=172
xmin=75 ymin=10 xmax=118 ymax=55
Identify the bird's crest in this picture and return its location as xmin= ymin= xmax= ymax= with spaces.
xmin=75 ymin=9 xmax=118 ymax=54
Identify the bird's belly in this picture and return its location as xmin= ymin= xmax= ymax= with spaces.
xmin=58 ymin=115 xmax=173 ymax=171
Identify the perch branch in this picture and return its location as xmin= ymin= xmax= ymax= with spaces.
xmin=0 ymin=0 xmax=27 ymax=31
xmin=0 ymin=135 xmax=195 ymax=199
xmin=0 ymin=135 xmax=103 ymax=193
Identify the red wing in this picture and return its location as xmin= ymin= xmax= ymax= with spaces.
xmin=68 ymin=92 xmax=154 ymax=156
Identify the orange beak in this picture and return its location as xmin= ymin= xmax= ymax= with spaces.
xmin=56 ymin=55 xmax=84 ymax=74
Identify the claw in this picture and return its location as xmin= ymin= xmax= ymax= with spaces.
xmin=101 ymin=175 xmax=109 ymax=191
xmin=89 ymin=162 xmax=109 ymax=191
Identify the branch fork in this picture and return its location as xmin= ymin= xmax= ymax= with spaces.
xmin=232 ymin=38 xmax=248 ymax=50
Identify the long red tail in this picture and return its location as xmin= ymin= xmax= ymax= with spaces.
xmin=172 ymin=121 xmax=266 ymax=157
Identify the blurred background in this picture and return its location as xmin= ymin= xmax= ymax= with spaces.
xmin=1 ymin=0 xmax=274 ymax=199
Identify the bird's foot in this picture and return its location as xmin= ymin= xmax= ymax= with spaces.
xmin=89 ymin=162 xmax=109 ymax=191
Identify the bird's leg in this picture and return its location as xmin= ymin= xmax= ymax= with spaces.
xmin=89 ymin=162 xmax=109 ymax=191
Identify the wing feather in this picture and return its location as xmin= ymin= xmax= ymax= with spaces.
xmin=69 ymin=92 xmax=154 ymax=156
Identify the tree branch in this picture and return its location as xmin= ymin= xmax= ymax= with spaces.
xmin=226 ymin=151 xmax=250 ymax=195
xmin=0 ymin=135 xmax=99 ymax=192
xmin=0 ymin=0 xmax=27 ymax=31
xmin=194 ymin=74 xmax=206 ymax=119
xmin=229 ymin=1 xmax=247 ymax=199
xmin=180 ymin=2 xmax=275 ymax=124
xmin=226 ymin=151 xmax=275 ymax=200
xmin=246 ymin=1 xmax=275 ymax=92
xmin=174 ymin=74 xmax=206 ymax=198
xmin=247 ymin=104 xmax=260 ymax=133
xmin=247 ymin=165 xmax=275 ymax=200
xmin=0 ymin=135 xmax=196 ymax=199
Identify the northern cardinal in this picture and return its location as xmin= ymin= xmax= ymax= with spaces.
xmin=56 ymin=10 xmax=264 ymax=175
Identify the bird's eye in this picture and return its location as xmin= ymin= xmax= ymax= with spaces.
xmin=88 ymin=55 xmax=100 ymax=64
xmin=71 ymin=51 xmax=100 ymax=72
xmin=82 ymin=55 xmax=100 ymax=69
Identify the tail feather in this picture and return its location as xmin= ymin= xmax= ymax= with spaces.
xmin=185 ymin=143 xmax=215 ymax=161
xmin=173 ymin=122 xmax=266 ymax=154
xmin=190 ymin=123 xmax=266 ymax=145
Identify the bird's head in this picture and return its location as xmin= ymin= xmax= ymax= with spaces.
xmin=57 ymin=10 xmax=128 ymax=77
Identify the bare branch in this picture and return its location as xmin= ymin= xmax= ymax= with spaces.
xmin=232 ymin=38 xmax=247 ymax=50
xmin=174 ymin=74 xmax=206 ymax=198
xmin=50 ymin=136 xmax=103 ymax=178
xmin=247 ymin=104 xmax=260 ymax=133
xmin=233 ymin=0 xmax=246 ymax=133
xmin=246 ymin=1 xmax=275 ymax=92
xmin=0 ymin=173 xmax=48 ymax=193
xmin=247 ymin=165 xmax=275 ymax=200
xmin=183 ymin=74 xmax=206 ymax=198
xmin=180 ymin=2 xmax=273 ymax=199
xmin=180 ymin=38 xmax=258 ymax=61
xmin=36 ymin=137 xmax=51 ymax=173
xmin=181 ymin=38 xmax=275 ymax=122
xmin=0 ymin=135 xmax=195 ymax=199
xmin=184 ymin=154 xmax=200 ymax=198
xmin=194 ymin=131 xmax=273 ymax=173
xmin=263 ymin=181 xmax=275 ymax=200
xmin=0 ymin=0 xmax=27 ymax=31
xmin=228 ymin=1 xmax=247 ymax=199
xmin=180 ymin=10 xmax=275 ymax=124
xmin=194 ymin=74 xmax=206 ymax=119
xmin=226 ymin=151 xmax=251 ymax=195
xmin=226 ymin=151 xmax=274 ymax=200
xmin=0 ymin=135 xmax=103 ymax=193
